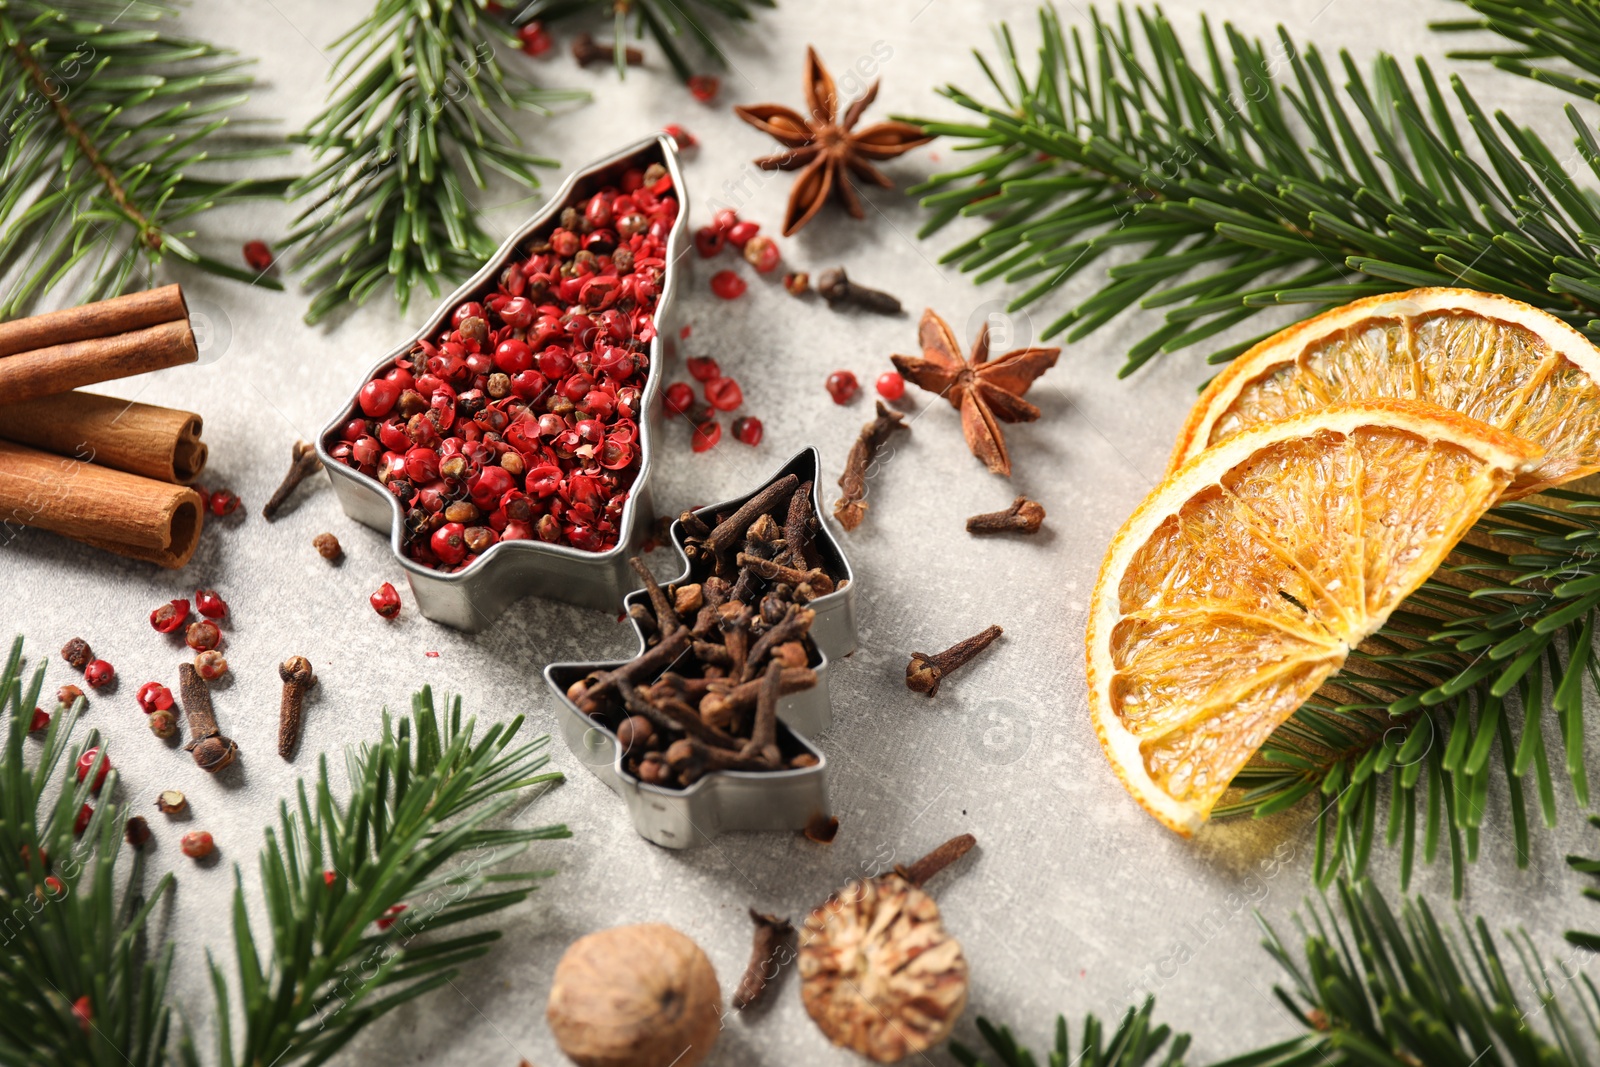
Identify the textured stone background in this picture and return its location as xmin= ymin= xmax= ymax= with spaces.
xmin=4 ymin=1 xmax=1597 ymax=1063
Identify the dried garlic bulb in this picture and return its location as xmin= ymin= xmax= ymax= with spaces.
xmin=798 ymin=834 xmax=975 ymax=1063
xmin=546 ymin=923 xmax=721 ymax=1067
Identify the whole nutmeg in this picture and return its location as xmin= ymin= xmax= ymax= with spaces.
xmin=546 ymin=924 xmax=720 ymax=1067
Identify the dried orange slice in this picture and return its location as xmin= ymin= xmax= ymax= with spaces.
xmin=1170 ymin=288 xmax=1600 ymax=496
xmin=1088 ymin=400 xmax=1540 ymax=835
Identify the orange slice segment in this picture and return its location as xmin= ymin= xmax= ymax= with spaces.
xmin=1170 ymin=288 xmax=1600 ymax=495
xmin=1088 ymin=399 xmax=1540 ymax=835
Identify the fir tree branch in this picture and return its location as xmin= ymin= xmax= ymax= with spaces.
xmin=1434 ymin=1 xmax=1600 ymax=104
xmin=182 ymin=686 xmax=570 ymax=1066
xmin=287 ymin=0 xmax=586 ymax=325
xmin=0 ymin=0 xmax=292 ymax=317
xmin=0 ymin=637 xmax=174 ymax=1067
xmin=511 ymin=0 xmax=776 ymax=82
xmin=954 ymin=879 xmax=1600 ymax=1067
xmin=1223 ymin=488 xmax=1600 ymax=894
xmin=900 ymin=5 xmax=1600 ymax=375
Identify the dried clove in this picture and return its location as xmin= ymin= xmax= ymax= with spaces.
xmin=895 ymin=833 xmax=977 ymax=887
xmin=967 ymin=496 xmax=1046 ymax=535
xmin=277 ymin=656 xmax=315 ymax=759
xmin=740 ymin=661 xmax=783 ymax=765
xmin=833 ymin=402 xmax=907 ymax=532
xmin=732 ymin=910 xmax=795 ymax=1010
xmin=815 ymin=267 xmax=902 ymax=315
xmin=783 ymin=480 xmax=822 ymax=570
xmin=619 ymin=679 xmax=740 ymax=751
xmin=262 ymin=440 xmax=323 ymax=521
xmin=630 ymin=556 xmax=681 ymax=633
xmin=177 ymin=662 xmax=238 ymax=772
xmin=906 ymin=625 xmax=1003 ymax=697
xmin=691 ymin=473 xmax=799 ymax=566
xmin=569 ymin=627 xmax=691 ymax=714
xmin=736 ymin=553 xmax=834 ymax=594
xmin=664 ymin=737 xmax=776 ymax=785
xmin=572 ymin=32 xmax=642 ymax=68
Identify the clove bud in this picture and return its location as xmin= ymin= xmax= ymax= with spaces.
xmin=815 ymin=267 xmax=901 ymax=315
xmin=966 ymin=496 xmax=1046 ymax=535
xmin=732 ymin=910 xmax=794 ymax=1010
xmin=834 ymin=402 xmax=907 ymax=532
xmin=177 ymin=662 xmax=238 ymax=772
xmin=906 ymin=625 xmax=1003 ymax=697
xmin=572 ymin=32 xmax=642 ymax=68
xmin=262 ymin=440 xmax=323 ymax=521
xmin=277 ymin=656 xmax=315 ymax=760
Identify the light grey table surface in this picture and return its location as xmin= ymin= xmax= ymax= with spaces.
xmin=5 ymin=1 xmax=1597 ymax=1063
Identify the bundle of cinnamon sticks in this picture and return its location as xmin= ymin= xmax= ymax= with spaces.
xmin=0 ymin=286 xmax=209 ymax=568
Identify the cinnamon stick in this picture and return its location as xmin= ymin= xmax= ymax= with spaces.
xmin=0 ymin=320 xmax=197 ymax=406
xmin=0 ymin=285 xmax=187 ymax=358
xmin=0 ymin=439 xmax=203 ymax=568
xmin=0 ymin=391 xmax=206 ymax=483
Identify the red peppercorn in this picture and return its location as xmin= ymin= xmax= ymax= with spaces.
xmin=45 ymin=876 xmax=64 ymax=895
xmin=359 ymin=378 xmax=400 ymax=417
xmin=693 ymin=225 xmax=726 ymax=258
xmin=180 ymin=831 xmax=214 ymax=859
xmin=710 ymin=270 xmax=746 ymax=300
xmin=876 ymin=371 xmax=906 ymax=400
xmin=377 ymin=903 xmax=408 ymax=931
xmin=28 ymin=708 xmax=49 ymax=733
xmin=323 ymin=870 xmax=338 ymax=886
xmin=688 ymin=74 xmax=720 ymax=102
xmin=73 ymin=804 xmax=92 ymax=836
xmin=691 ymin=418 xmax=721 ymax=453
xmin=243 ymin=240 xmax=273 ymax=272
xmin=208 ymin=489 xmax=240 ymax=516
xmin=663 ymin=382 xmax=695 ymax=416
xmin=185 ymin=620 xmax=220 ymax=652
xmin=194 ymin=589 xmax=228 ymax=619
xmin=663 ymin=123 xmax=697 ymax=149
xmin=732 ymin=416 xmax=764 ymax=446
xmin=194 ymin=650 xmax=228 ymax=682
xmin=76 ymin=747 xmax=110 ymax=792
xmin=83 ymin=660 xmax=113 ymax=689
xmin=826 ymin=370 xmax=859 ymax=405
xmin=431 ymin=522 xmax=468 ymax=565
xmin=705 ymin=377 xmax=743 ymax=411
xmin=517 ymin=21 xmax=552 ymax=56
xmin=371 ymin=582 xmax=402 ymax=619
xmin=727 ymin=221 xmax=759 ymax=249
xmin=686 ymin=356 xmax=721 ymax=382
xmin=744 ymin=236 xmax=780 ymax=273
xmin=136 ymin=682 xmax=174 ymax=714
xmin=72 ymin=996 xmax=91 ymax=1031
xmin=451 ymin=301 xmax=484 ymax=328
xmin=150 ymin=598 xmax=190 ymax=633
xmin=712 ymin=208 xmax=738 ymax=234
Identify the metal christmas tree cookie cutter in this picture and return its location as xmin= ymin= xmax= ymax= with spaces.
xmin=544 ymin=447 xmax=857 ymax=848
xmin=316 ymin=134 xmax=689 ymax=632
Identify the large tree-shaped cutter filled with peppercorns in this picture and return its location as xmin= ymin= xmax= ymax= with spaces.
xmin=317 ymin=135 xmax=689 ymax=632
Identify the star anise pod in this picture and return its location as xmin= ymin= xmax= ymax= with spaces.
xmin=734 ymin=47 xmax=932 ymax=236
xmin=891 ymin=309 xmax=1061 ymax=477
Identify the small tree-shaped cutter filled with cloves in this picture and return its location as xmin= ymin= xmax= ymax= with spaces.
xmin=548 ymin=450 xmax=861 ymax=851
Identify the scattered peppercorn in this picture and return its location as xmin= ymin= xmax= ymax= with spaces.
xmin=875 ymin=371 xmax=906 ymax=401
xmin=83 ymin=660 xmax=114 ymax=688
xmin=825 ymin=370 xmax=859 ymax=405
xmin=56 ymin=684 xmax=83 ymax=707
xmin=61 ymin=637 xmax=92 ymax=670
xmin=148 ymin=709 xmax=178 ymax=739
xmin=313 ymin=532 xmax=343 ymax=561
xmin=732 ymin=416 xmax=763 ymax=446
xmin=783 ymin=271 xmax=810 ymax=296
xmin=710 ymin=270 xmax=747 ymax=300
xmin=124 ymin=816 xmax=151 ymax=850
xmin=688 ymin=74 xmax=720 ymax=102
xmin=371 ymin=582 xmax=402 ymax=619
xmin=691 ymin=418 xmax=722 ymax=453
xmin=155 ymin=790 xmax=187 ymax=814
xmin=376 ymin=903 xmax=408 ymax=930
xmin=705 ymin=377 xmax=743 ymax=411
xmin=663 ymin=123 xmax=696 ymax=149
xmin=194 ymin=589 xmax=228 ymax=618
xmin=76 ymin=747 xmax=110 ymax=792
xmin=664 ymin=382 xmax=695 ymax=416
xmin=150 ymin=599 xmax=190 ymax=633
xmin=136 ymin=682 xmax=174 ymax=714
xmin=73 ymin=804 xmax=92 ymax=836
xmin=180 ymin=831 xmax=214 ymax=859
xmin=686 ymin=356 xmax=720 ymax=381
xmin=28 ymin=708 xmax=49 ymax=733
xmin=517 ymin=20 xmax=552 ymax=55
xmin=743 ymin=235 xmax=780 ymax=273
xmin=242 ymin=240 xmax=273 ymax=272
xmin=208 ymin=489 xmax=241 ymax=516
xmin=193 ymin=650 xmax=228 ymax=681
xmin=185 ymin=620 xmax=220 ymax=652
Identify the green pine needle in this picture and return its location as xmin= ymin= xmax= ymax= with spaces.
xmin=956 ymin=879 xmax=1600 ymax=1067
xmin=0 ymin=0 xmax=292 ymax=319
xmin=286 ymin=0 xmax=586 ymax=325
xmin=900 ymin=5 xmax=1600 ymax=374
xmin=0 ymin=636 xmax=174 ymax=1067
xmin=183 ymin=687 xmax=570 ymax=1067
xmin=1435 ymin=1 xmax=1600 ymax=104
xmin=0 ymin=632 xmax=570 ymax=1067
xmin=511 ymin=0 xmax=776 ymax=83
